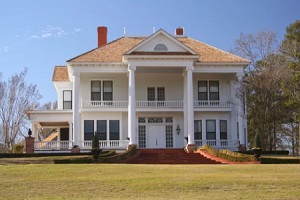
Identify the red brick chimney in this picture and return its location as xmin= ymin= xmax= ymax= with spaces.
xmin=97 ymin=26 xmax=107 ymax=47
xmin=175 ymin=27 xmax=184 ymax=36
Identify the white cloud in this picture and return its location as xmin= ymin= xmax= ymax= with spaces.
xmin=0 ymin=46 xmax=10 ymax=53
xmin=28 ymin=25 xmax=82 ymax=39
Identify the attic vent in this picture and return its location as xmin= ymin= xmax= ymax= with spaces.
xmin=154 ymin=43 xmax=168 ymax=52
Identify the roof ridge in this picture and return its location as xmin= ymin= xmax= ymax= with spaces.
xmin=186 ymin=37 xmax=249 ymax=63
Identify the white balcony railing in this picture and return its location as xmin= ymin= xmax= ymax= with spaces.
xmin=81 ymin=100 xmax=231 ymax=109
xmin=81 ymin=140 xmax=129 ymax=149
xmin=194 ymin=100 xmax=231 ymax=108
xmin=136 ymin=101 xmax=183 ymax=108
xmin=195 ymin=140 xmax=240 ymax=148
xmin=35 ymin=141 xmax=73 ymax=150
xmin=82 ymin=100 xmax=128 ymax=108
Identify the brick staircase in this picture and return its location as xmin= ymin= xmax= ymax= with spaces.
xmin=123 ymin=148 xmax=222 ymax=164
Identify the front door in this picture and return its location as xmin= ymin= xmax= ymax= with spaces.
xmin=148 ymin=125 xmax=165 ymax=148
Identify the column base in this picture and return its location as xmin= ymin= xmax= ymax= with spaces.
xmin=71 ymin=147 xmax=80 ymax=153
xmin=185 ymin=144 xmax=197 ymax=153
xmin=238 ymin=144 xmax=247 ymax=151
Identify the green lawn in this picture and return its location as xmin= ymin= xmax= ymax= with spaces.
xmin=0 ymin=164 xmax=299 ymax=199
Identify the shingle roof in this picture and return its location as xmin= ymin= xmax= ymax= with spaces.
xmin=67 ymin=36 xmax=248 ymax=63
xmin=52 ymin=66 xmax=69 ymax=82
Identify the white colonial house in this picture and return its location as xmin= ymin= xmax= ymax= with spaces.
xmin=28 ymin=26 xmax=249 ymax=152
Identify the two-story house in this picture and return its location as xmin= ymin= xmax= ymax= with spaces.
xmin=28 ymin=26 xmax=249 ymax=152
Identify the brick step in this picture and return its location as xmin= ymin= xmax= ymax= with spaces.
xmin=124 ymin=149 xmax=222 ymax=164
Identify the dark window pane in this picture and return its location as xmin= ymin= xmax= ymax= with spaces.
xmin=194 ymin=120 xmax=202 ymax=140
xmin=210 ymin=93 xmax=219 ymax=100
xmin=97 ymin=120 xmax=107 ymax=140
xmin=84 ymin=120 xmax=94 ymax=140
xmin=63 ymin=90 xmax=72 ymax=109
xmin=206 ymin=120 xmax=216 ymax=140
xmin=91 ymin=81 xmax=101 ymax=92
xmin=209 ymin=81 xmax=219 ymax=100
xmin=103 ymin=93 xmax=112 ymax=101
xmin=109 ymin=120 xmax=119 ymax=140
xmin=220 ymin=120 xmax=227 ymax=140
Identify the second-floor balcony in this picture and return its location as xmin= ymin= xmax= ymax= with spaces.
xmin=81 ymin=100 xmax=232 ymax=109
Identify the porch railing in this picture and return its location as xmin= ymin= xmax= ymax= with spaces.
xmin=136 ymin=101 xmax=183 ymax=108
xmin=82 ymin=100 xmax=128 ymax=108
xmin=81 ymin=140 xmax=129 ymax=149
xmin=194 ymin=100 xmax=231 ymax=108
xmin=195 ymin=140 xmax=240 ymax=148
xmin=82 ymin=100 xmax=231 ymax=109
xmin=35 ymin=141 xmax=73 ymax=150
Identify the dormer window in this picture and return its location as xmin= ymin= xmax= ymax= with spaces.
xmin=154 ymin=43 xmax=168 ymax=52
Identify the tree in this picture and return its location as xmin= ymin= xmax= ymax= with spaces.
xmin=0 ymin=68 xmax=42 ymax=152
xmin=233 ymin=31 xmax=291 ymax=151
xmin=280 ymin=20 xmax=300 ymax=155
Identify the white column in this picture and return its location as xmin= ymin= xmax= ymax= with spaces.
xmin=73 ymin=73 xmax=80 ymax=147
xmin=68 ymin=121 xmax=73 ymax=148
xmin=183 ymin=71 xmax=188 ymax=143
xmin=230 ymin=79 xmax=238 ymax=141
xmin=237 ymin=73 xmax=245 ymax=146
xmin=128 ymin=65 xmax=137 ymax=145
xmin=186 ymin=67 xmax=195 ymax=145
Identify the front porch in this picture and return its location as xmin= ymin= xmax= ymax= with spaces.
xmin=33 ymin=139 xmax=239 ymax=151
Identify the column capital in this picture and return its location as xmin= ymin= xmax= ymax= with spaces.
xmin=128 ymin=65 xmax=136 ymax=71
xmin=186 ymin=66 xmax=194 ymax=71
xmin=73 ymin=72 xmax=80 ymax=77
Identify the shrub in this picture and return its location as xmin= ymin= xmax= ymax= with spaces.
xmin=92 ymin=134 xmax=100 ymax=149
xmin=199 ymin=145 xmax=256 ymax=162
xmin=12 ymin=144 xmax=24 ymax=153
xmin=97 ymin=145 xmax=137 ymax=163
xmin=260 ymin=157 xmax=300 ymax=164
xmin=253 ymin=131 xmax=262 ymax=149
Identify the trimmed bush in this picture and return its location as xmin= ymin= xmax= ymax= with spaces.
xmin=237 ymin=150 xmax=290 ymax=155
xmin=92 ymin=134 xmax=100 ymax=149
xmin=260 ymin=157 xmax=300 ymax=164
xmin=0 ymin=152 xmax=92 ymax=158
xmin=12 ymin=144 xmax=24 ymax=153
xmin=97 ymin=145 xmax=137 ymax=163
xmin=199 ymin=145 xmax=256 ymax=162
xmin=54 ymin=157 xmax=93 ymax=164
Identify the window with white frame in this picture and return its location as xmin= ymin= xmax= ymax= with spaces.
xmin=63 ymin=90 xmax=72 ymax=109
xmin=109 ymin=120 xmax=119 ymax=140
xmin=206 ymin=120 xmax=216 ymax=140
xmin=97 ymin=120 xmax=107 ymax=140
xmin=198 ymin=81 xmax=219 ymax=101
xmin=220 ymin=120 xmax=227 ymax=140
xmin=91 ymin=80 xmax=113 ymax=101
xmin=194 ymin=120 xmax=202 ymax=140
xmin=84 ymin=120 xmax=94 ymax=140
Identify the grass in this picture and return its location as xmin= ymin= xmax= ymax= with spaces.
xmin=0 ymin=164 xmax=299 ymax=199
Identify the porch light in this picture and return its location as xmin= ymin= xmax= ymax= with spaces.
xmin=176 ymin=125 xmax=180 ymax=135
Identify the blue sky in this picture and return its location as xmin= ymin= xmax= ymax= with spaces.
xmin=0 ymin=0 xmax=299 ymax=105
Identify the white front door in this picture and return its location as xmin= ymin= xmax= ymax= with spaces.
xmin=148 ymin=125 xmax=165 ymax=148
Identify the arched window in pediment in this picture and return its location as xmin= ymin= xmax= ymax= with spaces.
xmin=154 ymin=43 xmax=168 ymax=52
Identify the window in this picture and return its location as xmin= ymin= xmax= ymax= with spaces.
xmin=97 ymin=120 xmax=107 ymax=140
xmin=84 ymin=120 xmax=94 ymax=140
xmin=138 ymin=125 xmax=146 ymax=148
xmin=63 ymin=90 xmax=72 ymax=109
xmin=220 ymin=120 xmax=227 ymax=140
xmin=194 ymin=120 xmax=202 ymax=140
xmin=198 ymin=81 xmax=219 ymax=101
xmin=154 ymin=43 xmax=168 ymax=52
xmin=166 ymin=125 xmax=173 ymax=148
xmin=198 ymin=81 xmax=208 ymax=100
xmin=209 ymin=81 xmax=219 ymax=100
xmin=206 ymin=120 xmax=216 ymax=140
xmin=103 ymin=81 xmax=113 ymax=101
xmin=91 ymin=81 xmax=101 ymax=101
xmin=109 ymin=120 xmax=119 ymax=140
xmin=91 ymin=80 xmax=113 ymax=101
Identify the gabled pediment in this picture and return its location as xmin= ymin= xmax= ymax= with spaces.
xmin=125 ymin=29 xmax=198 ymax=56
